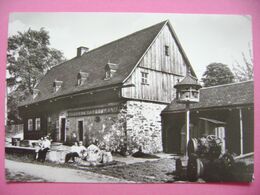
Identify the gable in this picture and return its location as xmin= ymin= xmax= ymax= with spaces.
xmin=121 ymin=23 xmax=192 ymax=103
xmin=139 ymin=23 xmax=188 ymax=75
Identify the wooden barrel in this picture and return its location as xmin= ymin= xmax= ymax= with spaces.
xmin=187 ymin=138 xmax=198 ymax=157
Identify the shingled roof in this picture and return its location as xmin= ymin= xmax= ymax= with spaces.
xmin=19 ymin=21 xmax=169 ymax=106
xmin=19 ymin=20 xmax=196 ymax=107
xmin=162 ymin=80 xmax=254 ymax=114
xmin=174 ymin=74 xmax=201 ymax=89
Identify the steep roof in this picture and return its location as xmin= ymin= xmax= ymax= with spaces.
xmin=19 ymin=20 xmax=193 ymax=107
xmin=162 ymin=81 xmax=254 ymax=114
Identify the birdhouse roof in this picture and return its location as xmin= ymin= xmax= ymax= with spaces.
xmin=174 ymin=74 xmax=201 ymax=89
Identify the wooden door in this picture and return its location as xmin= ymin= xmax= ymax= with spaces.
xmin=78 ymin=121 xmax=83 ymax=141
xmin=60 ymin=118 xmax=66 ymax=142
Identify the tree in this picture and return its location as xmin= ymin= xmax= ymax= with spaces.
xmin=7 ymin=28 xmax=66 ymax=124
xmin=202 ymin=63 xmax=235 ymax=87
xmin=232 ymin=47 xmax=253 ymax=82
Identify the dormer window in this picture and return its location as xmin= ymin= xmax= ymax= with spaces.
xmin=104 ymin=62 xmax=119 ymax=80
xmin=32 ymin=89 xmax=40 ymax=99
xmin=165 ymin=45 xmax=169 ymax=56
xmin=53 ymin=80 xmax=63 ymax=92
xmin=77 ymin=71 xmax=89 ymax=86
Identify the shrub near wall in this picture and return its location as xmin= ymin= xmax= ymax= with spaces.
xmin=100 ymin=103 xmax=128 ymax=155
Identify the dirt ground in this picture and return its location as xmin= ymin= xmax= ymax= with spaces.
xmin=6 ymin=154 xmax=176 ymax=183
xmin=5 ymin=169 xmax=47 ymax=182
xmin=5 ymin=159 xmax=131 ymax=183
xmin=79 ymin=158 xmax=176 ymax=183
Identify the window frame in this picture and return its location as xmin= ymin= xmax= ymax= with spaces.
xmin=53 ymin=80 xmax=63 ymax=93
xmin=77 ymin=72 xmax=87 ymax=86
xmin=54 ymin=85 xmax=61 ymax=92
xmin=28 ymin=119 xmax=33 ymax=131
xmin=35 ymin=118 xmax=41 ymax=131
xmin=165 ymin=45 xmax=169 ymax=56
xmin=105 ymin=70 xmax=111 ymax=80
xmin=141 ymin=72 xmax=149 ymax=85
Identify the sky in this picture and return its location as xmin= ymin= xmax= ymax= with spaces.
xmin=8 ymin=12 xmax=252 ymax=80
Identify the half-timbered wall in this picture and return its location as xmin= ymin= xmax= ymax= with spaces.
xmin=122 ymin=24 xmax=188 ymax=103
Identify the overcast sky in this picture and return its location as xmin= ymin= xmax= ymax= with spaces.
xmin=8 ymin=12 xmax=252 ymax=80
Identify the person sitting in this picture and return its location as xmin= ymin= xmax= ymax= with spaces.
xmin=35 ymin=137 xmax=43 ymax=160
xmin=78 ymin=141 xmax=87 ymax=157
xmin=82 ymin=143 xmax=102 ymax=163
xmin=65 ymin=142 xmax=80 ymax=163
xmin=65 ymin=141 xmax=87 ymax=163
xmin=38 ymin=136 xmax=51 ymax=162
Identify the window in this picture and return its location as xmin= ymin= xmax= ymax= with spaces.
xmin=141 ymin=72 xmax=149 ymax=85
xmin=105 ymin=70 xmax=111 ymax=80
xmin=104 ymin=62 xmax=118 ymax=80
xmin=54 ymin=85 xmax=61 ymax=92
xmin=35 ymin=118 xmax=41 ymax=131
xmin=165 ymin=45 xmax=169 ymax=56
xmin=77 ymin=77 xmax=87 ymax=86
xmin=77 ymin=78 xmax=81 ymax=86
xmin=53 ymin=80 xmax=63 ymax=92
xmin=77 ymin=71 xmax=88 ymax=86
xmin=28 ymin=119 xmax=33 ymax=131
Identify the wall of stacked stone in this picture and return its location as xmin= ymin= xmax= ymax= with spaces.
xmin=66 ymin=104 xmax=127 ymax=154
xmin=66 ymin=101 xmax=166 ymax=154
xmin=125 ymin=101 xmax=167 ymax=154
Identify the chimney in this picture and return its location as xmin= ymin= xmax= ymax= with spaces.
xmin=77 ymin=46 xmax=89 ymax=57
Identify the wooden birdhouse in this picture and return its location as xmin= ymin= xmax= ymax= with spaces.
xmin=174 ymin=74 xmax=202 ymax=103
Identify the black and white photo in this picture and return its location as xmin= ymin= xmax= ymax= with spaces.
xmin=5 ymin=13 xmax=254 ymax=183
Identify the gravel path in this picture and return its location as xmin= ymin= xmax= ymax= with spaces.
xmin=5 ymin=159 xmax=132 ymax=183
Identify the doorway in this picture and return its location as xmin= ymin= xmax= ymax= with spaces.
xmin=78 ymin=120 xmax=84 ymax=141
xmin=60 ymin=118 xmax=66 ymax=142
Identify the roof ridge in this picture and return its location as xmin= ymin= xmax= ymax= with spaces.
xmin=201 ymin=80 xmax=253 ymax=90
xmin=80 ymin=20 xmax=168 ymax=57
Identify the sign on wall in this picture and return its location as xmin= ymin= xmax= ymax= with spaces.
xmin=68 ymin=105 xmax=120 ymax=117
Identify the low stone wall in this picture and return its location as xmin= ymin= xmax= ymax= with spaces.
xmin=46 ymin=149 xmax=68 ymax=163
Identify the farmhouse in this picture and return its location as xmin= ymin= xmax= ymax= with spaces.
xmin=18 ymin=20 xmax=196 ymax=154
xmin=161 ymin=81 xmax=254 ymax=155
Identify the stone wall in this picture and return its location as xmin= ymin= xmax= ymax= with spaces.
xmin=126 ymin=101 xmax=167 ymax=154
xmin=66 ymin=105 xmax=127 ymax=154
xmin=65 ymin=101 xmax=166 ymax=154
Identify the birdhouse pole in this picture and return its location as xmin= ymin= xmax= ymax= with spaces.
xmin=185 ymin=103 xmax=190 ymax=157
xmin=174 ymin=71 xmax=202 ymax=157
